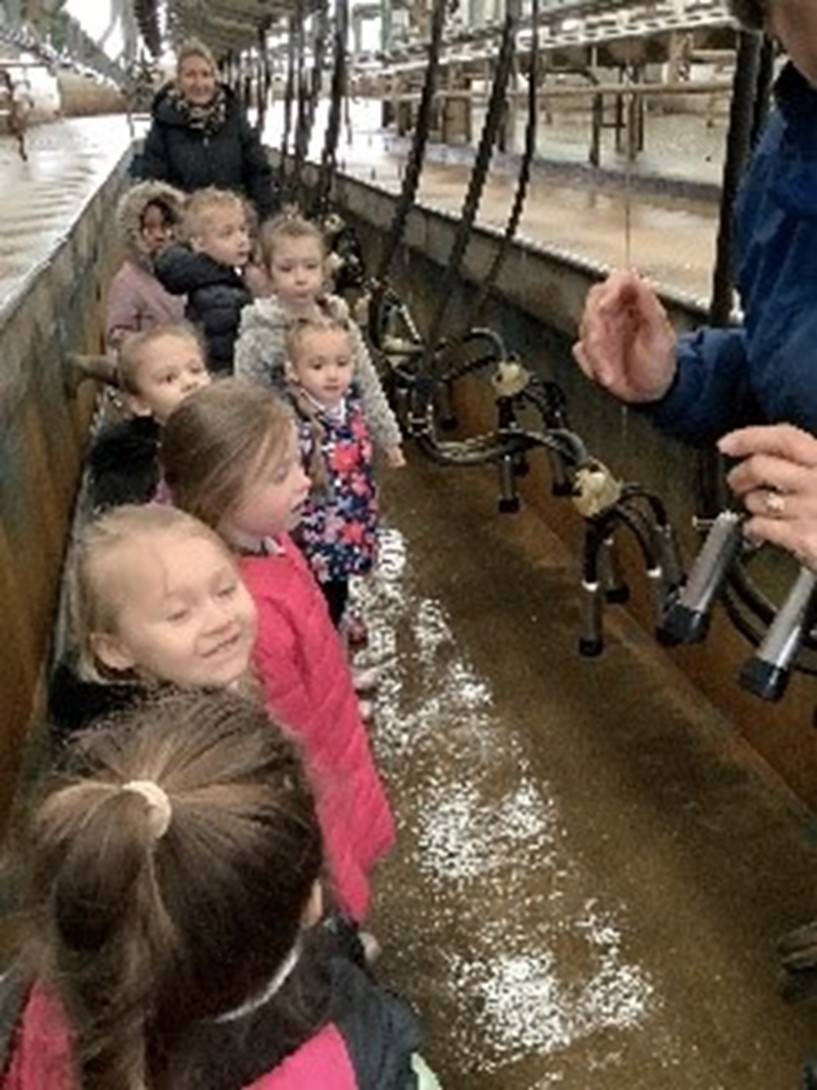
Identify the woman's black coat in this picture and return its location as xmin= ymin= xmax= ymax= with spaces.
xmin=133 ymin=83 xmax=277 ymax=220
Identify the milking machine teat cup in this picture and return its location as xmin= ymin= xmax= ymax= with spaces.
xmin=657 ymin=510 xmax=745 ymax=646
xmin=656 ymin=506 xmax=817 ymax=702
xmin=738 ymin=565 xmax=817 ymax=702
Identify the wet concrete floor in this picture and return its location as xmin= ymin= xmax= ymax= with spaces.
xmin=361 ymin=454 xmax=817 ymax=1089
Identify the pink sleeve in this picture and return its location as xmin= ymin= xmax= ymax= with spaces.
xmin=1 ymin=984 xmax=74 ymax=1090
xmin=252 ymin=597 xmax=318 ymax=741
xmin=244 ymin=1024 xmax=357 ymax=1090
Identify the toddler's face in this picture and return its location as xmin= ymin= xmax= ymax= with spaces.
xmin=193 ymin=205 xmax=252 ymax=268
xmin=93 ymin=533 xmax=257 ymax=688
xmin=140 ymin=202 xmax=174 ymax=256
xmin=130 ymin=333 xmax=211 ymax=423
xmin=219 ymin=422 xmax=311 ymax=547
xmin=290 ymin=327 xmax=353 ymax=410
xmin=268 ymin=236 xmax=324 ymax=315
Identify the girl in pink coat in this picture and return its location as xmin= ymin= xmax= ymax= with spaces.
xmin=162 ymin=378 xmax=395 ymax=924
xmin=1 ymin=691 xmax=433 ymax=1090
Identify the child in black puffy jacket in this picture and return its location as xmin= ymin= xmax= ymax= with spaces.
xmin=154 ymin=186 xmax=253 ymax=373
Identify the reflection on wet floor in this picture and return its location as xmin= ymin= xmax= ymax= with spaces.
xmin=362 ymin=456 xmax=817 ymax=1089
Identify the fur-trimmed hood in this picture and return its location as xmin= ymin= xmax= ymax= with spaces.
xmin=116 ymin=179 xmax=187 ymax=265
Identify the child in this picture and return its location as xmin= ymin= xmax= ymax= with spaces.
xmin=235 ymin=213 xmax=405 ymax=468
xmin=48 ymin=504 xmax=258 ymax=738
xmin=284 ymin=314 xmax=377 ymax=633
xmin=162 ymin=379 xmax=395 ymax=923
xmin=87 ymin=321 xmax=211 ymax=511
xmin=104 ymin=179 xmax=187 ymax=351
xmin=2 ymin=689 xmax=439 ymax=1089
xmin=154 ymin=186 xmax=253 ymax=373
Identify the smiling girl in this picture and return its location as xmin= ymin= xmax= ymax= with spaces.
xmin=48 ymin=504 xmax=258 ymax=737
xmin=161 ymin=378 xmax=395 ymax=926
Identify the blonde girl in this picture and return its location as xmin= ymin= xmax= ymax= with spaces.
xmin=162 ymin=378 xmax=395 ymax=924
xmin=234 ymin=213 xmax=405 ymax=468
xmin=48 ymin=504 xmax=257 ymax=737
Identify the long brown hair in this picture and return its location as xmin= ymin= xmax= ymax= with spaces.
xmin=27 ymin=689 xmax=323 ymax=1090
xmin=162 ymin=378 xmax=294 ymax=529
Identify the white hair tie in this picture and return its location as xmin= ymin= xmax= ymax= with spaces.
xmin=121 ymin=780 xmax=172 ymax=840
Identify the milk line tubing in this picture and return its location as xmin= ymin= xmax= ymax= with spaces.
xmin=277 ymin=12 xmax=298 ymax=195
xmin=365 ymin=272 xmax=817 ymax=699
xmin=373 ymin=0 xmax=448 ymax=284
xmin=417 ymin=0 xmax=520 ymax=384
xmin=366 ymin=284 xmax=685 ymax=653
xmin=461 ymin=0 xmax=539 ymax=334
xmin=313 ymin=0 xmax=348 ymax=217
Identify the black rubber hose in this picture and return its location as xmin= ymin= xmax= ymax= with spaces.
xmin=697 ymin=29 xmax=763 ymax=517
xmin=418 ymin=0 xmax=521 ymax=379
xmin=463 ymin=0 xmax=538 ymax=329
xmin=314 ymin=0 xmax=349 ymax=215
xmin=374 ymin=0 xmax=448 ymax=282
xmin=278 ymin=13 xmax=299 ymax=195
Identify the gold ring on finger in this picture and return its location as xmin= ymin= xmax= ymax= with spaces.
xmin=764 ymin=490 xmax=786 ymax=517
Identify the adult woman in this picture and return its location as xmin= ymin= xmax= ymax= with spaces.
xmin=572 ymin=0 xmax=817 ymax=441
xmin=133 ymin=38 xmax=277 ymax=221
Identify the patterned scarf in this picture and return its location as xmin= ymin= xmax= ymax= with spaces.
xmin=168 ymin=82 xmax=227 ymax=135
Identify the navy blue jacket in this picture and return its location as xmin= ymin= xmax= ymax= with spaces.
xmin=648 ymin=64 xmax=817 ymax=442
xmin=154 ymin=242 xmax=251 ymax=373
xmin=132 ymin=83 xmax=277 ymax=220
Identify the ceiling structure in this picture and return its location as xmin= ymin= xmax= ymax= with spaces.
xmin=134 ymin=0 xmax=322 ymax=58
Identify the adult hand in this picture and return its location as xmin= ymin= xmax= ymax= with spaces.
xmin=719 ymin=424 xmax=817 ymax=569
xmin=572 ymin=269 xmax=678 ymax=404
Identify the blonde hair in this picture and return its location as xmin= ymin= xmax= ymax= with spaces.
xmin=260 ymin=213 xmax=325 ymax=271
xmin=69 ymin=504 xmax=235 ymax=680
xmin=182 ymin=187 xmax=246 ymax=243
xmin=284 ymin=313 xmax=351 ymax=368
xmin=175 ymin=36 xmax=218 ymax=78
xmin=117 ymin=322 xmax=205 ymax=395
xmin=162 ymin=379 xmax=295 ymax=529
xmin=27 ymin=687 xmax=322 ymax=1090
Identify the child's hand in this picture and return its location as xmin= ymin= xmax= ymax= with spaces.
xmin=385 ymin=445 xmax=406 ymax=468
